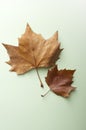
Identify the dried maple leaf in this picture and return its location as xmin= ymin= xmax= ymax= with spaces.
xmin=41 ymin=65 xmax=76 ymax=97
xmin=3 ymin=24 xmax=62 ymax=87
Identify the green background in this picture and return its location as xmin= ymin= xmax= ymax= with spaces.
xmin=0 ymin=0 xmax=86 ymax=130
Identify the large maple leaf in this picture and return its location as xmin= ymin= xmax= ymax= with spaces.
xmin=3 ymin=24 xmax=62 ymax=87
xmin=42 ymin=65 xmax=76 ymax=97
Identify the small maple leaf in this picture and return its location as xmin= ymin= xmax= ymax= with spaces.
xmin=3 ymin=24 xmax=62 ymax=87
xmin=41 ymin=65 xmax=76 ymax=97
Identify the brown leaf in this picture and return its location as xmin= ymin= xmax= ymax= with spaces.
xmin=3 ymin=24 xmax=62 ymax=75
xmin=45 ymin=65 xmax=76 ymax=97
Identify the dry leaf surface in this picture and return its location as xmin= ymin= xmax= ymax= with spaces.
xmin=3 ymin=24 xmax=61 ymax=74
xmin=45 ymin=65 xmax=76 ymax=97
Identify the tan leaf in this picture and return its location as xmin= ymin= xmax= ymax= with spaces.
xmin=3 ymin=24 xmax=62 ymax=87
xmin=3 ymin=24 xmax=62 ymax=74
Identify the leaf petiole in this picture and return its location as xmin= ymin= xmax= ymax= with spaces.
xmin=41 ymin=89 xmax=50 ymax=97
xmin=36 ymin=68 xmax=44 ymax=88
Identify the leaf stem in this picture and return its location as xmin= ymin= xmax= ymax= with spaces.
xmin=36 ymin=68 xmax=44 ymax=88
xmin=41 ymin=89 xmax=50 ymax=97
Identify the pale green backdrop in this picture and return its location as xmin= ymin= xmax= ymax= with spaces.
xmin=0 ymin=0 xmax=86 ymax=130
